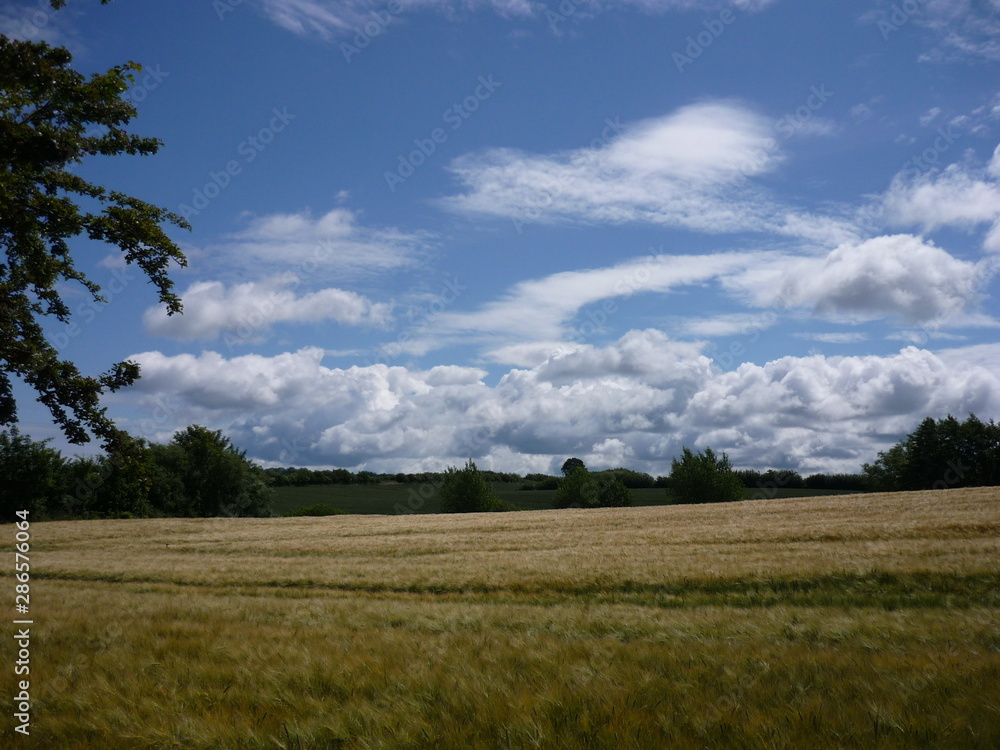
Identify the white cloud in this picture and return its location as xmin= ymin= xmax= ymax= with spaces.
xmin=677 ymin=312 xmax=778 ymax=338
xmin=121 ymin=332 xmax=1000 ymax=475
xmin=441 ymin=101 xmax=858 ymax=245
xmin=257 ymin=0 xmax=775 ymax=40
xmin=881 ymin=149 xmax=1000 ymax=252
xmin=402 ymin=237 xmax=993 ymax=360
xmin=919 ymin=106 xmax=943 ymax=126
xmin=428 ymin=251 xmax=760 ymax=352
xmin=793 ymin=332 xmax=869 ymax=344
xmin=202 ymin=208 xmax=428 ymax=280
xmin=883 ymin=160 xmax=1000 ymax=234
xmin=727 ymin=235 xmax=992 ymax=325
xmin=914 ymin=0 xmax=1000 ymax=62
xmin=143 ymin=277 xmax=393 ymax=343
xmin=0 ymin=1 xmax=72 ymax=44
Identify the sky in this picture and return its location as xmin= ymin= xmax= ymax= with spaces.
xmin=5 ymin=0 xmax=1000 ymax=476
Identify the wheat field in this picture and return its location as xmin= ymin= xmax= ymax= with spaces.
xmin=3 ymin=488 xmax=1000 ymax=748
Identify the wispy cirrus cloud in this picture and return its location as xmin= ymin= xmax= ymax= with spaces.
xmin=439 ymin=101 xmax=857 ymax=245
xmin=256 ymin=0 xmax=776 ymax=40
xmin=196 ymin=207 xmax=430 ymax=280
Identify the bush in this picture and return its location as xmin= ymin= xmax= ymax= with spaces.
xmin=440 ymin=459 xmax=509 ymax=513
xmin=669 ymin=447 xmax=747 ymax=504
xmin=147 ymin=426 xmax=272 ymax=517
xmin=555 ymin=467 xmax=633 ymax=508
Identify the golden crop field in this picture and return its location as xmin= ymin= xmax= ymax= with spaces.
xmin=3 ymin=487 xmax=1000 ymax=749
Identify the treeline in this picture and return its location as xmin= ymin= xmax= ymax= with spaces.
xmin=521 ymin=468 xmax=664 ymax=491
xmin=863 ymin=414 xmax=1000 ymax=491
xmin=1 ymin=426 xmax=272 ymax=521
xmin=264 ymin=467 xmax=524 ymax=487
xmin=733 ymin=469 xmax=868 ymax=492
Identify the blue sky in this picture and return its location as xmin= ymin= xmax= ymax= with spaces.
xmin=6 ymin=0 xmax=1000 ymax=475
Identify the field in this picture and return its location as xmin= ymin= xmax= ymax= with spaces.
xmin=4 ymin=488 xmax=1000 ymax=748
xmin=270 ymin=482 xmax=856 ymax=516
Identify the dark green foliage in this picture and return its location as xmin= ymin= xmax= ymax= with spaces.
xmin=519 ymin=476 xmax=560 ymax=491
xmin=0 ymin=427 xmax=64 ymax=520
xmin=0 ymin=26 xmax=188 ymax=448
xmin=863 ymin=413 xmax=1000 ymax=492
xmin=735 ymin=469 xmax=805 ymax=490
xmin=439 ymin=459 xmax=510 ymax=513
xmin=595 ymin=475 xmax=632 ymax=507
xmin=555 ymin=466 xmax=633 ymax=508
xmin=669 ymin=447 xmax=747 ymax=504
xmin=146 ymin=426 xmax=272 ymax=517
xmin=803 ymin=473 xmax=868 ymax=491
xmin=554 ymin=467 xmax=597 ymax=508
xmin=600 ymin=468 xmax=655 ymax=489
xmin=285 ymin=504 xmax=345 ymax=517
xmin=561 ymin=457 xmax=586 ymax=476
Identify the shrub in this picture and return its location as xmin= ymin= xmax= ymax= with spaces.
xmin=669 ymin=447 xmax=747 ymax=504
xmin=440 ymin=459 xmax=508 ymax=513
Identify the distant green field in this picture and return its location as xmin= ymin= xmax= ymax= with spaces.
xmin=270 ymin=482 xmax=858 ymax=516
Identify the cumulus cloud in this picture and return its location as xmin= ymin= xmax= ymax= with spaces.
xmin=120 ymin=330 xmax=1000 ymax=475
xmin=202 ymin=208 xmax=428 ymax=280
xmin=257 ymin=0 xmax=775 ymax=40
xmin=143 ymin=277 xmax=393 ymax=343
xmin=726 ymin=235 xmax=992 ymax=325
xmin=440 ymin=101 xmax=858 ymax=245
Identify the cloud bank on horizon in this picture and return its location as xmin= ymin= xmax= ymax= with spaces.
xmin=12 ymin=0 xmax=1000 ymax=475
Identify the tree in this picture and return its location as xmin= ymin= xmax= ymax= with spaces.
xmin=439 ymin=459 xmax=507 ymax=513
xmin=1 ymin=16 xmax=188 ymax=449
xmin=0 ymin=426 xmax=65 ymax=520
xmin=561 ymin=457 xmax=586 ymax=476
xmin=61 ymin=446 xmax=152 ymax=519
xmin=554 ymin=465 xmax=633 ymax=508
xmin=594 ymin=474 xmax=632 ymax=508
xmin=555 ymin=465 xmax=598 ymax=508
xmin=862 ymin=413 xmax=1000 ymax=492
xmin=668 ymin=446 xmax=747 ymax=504
xmin=147 ymin=426 xmax=272 ymax=517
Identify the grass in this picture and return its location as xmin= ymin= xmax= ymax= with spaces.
xmin=3 ymin=487 xmax=999 ymax=748
xmin=270 ymin=482 xmax=856 ymax=515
